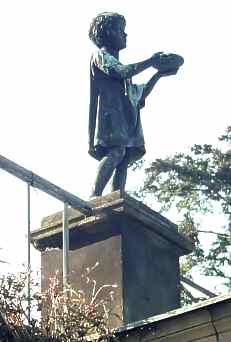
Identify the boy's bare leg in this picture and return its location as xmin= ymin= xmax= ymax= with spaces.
xmin=111 ymin=158 xmax=129 ymax=193
xmin=91 ymin=147 xmax=126 ymax=197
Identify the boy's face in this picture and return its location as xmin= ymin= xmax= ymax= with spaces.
xmin=107 ymin=20 xmax=127 ymax=51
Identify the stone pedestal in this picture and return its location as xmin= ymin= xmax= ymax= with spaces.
xmin=31 ymin=191 xmax=194 ymax=327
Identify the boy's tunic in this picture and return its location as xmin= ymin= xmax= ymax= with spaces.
xmin=89 ymin=50 xmax=146 ymax=162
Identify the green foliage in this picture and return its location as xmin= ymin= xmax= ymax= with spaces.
xmin=135 ymin=126 xmax=231 ymax=297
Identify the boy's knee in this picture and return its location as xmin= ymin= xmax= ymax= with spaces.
xmin=111 ymin=147 xmax=126 ymax=165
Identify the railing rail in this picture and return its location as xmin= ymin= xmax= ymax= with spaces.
xmin=180 ymin=276 xmax=216 ymax=298
xmin=0 ymin=154 xmax=92 ymax=216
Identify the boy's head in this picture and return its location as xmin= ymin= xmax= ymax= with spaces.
xmin=89 ymin=12 xmax=126 ymax=49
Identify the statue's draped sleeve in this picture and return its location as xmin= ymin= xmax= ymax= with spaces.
xmin=92 ymin=50 xmax=134 ymax=80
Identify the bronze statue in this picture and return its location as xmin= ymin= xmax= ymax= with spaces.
xmin=88 ymin=12 xmax=183 ymax=197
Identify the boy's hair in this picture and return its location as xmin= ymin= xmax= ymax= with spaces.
xmin=89 ymin=12 xmax=125 ymax=48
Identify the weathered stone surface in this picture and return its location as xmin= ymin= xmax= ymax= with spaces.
xmin=41 ymin=236 xmax=123 ymax=328
xmin=31 ymin=191 xmax=194 ymax=254
xmin=31 ymin=191 xmax=194 ymax=327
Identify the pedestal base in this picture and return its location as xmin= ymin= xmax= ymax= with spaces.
xmin=31 ymin=192 xmax=194 ymax=327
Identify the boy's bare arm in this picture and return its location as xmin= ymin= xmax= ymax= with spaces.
xmin=110 ymin=58 xmax=152 ymax=79
xmin=108 ymin=53 xmax=163 ymax=79
xmin=142 ymin=72 xmax=161 ymax=100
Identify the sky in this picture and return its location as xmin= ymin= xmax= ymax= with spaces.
xmin=0 ymin=1 xmax=230 ymax=289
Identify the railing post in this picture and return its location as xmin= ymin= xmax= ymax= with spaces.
xmin=62 ymin=202 xmax=69 ymax=288
xmin=27 ymin=183 xmax=31 ymax=324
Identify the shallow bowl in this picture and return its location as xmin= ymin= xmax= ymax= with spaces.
xmin=153 ymin=53 xmax=184 ymax=71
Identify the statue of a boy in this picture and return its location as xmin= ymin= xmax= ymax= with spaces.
xmin=88 ymin=12 xmax=179 ymax=197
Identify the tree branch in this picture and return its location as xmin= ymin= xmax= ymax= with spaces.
xmin=197 ymin=230 xmax=229 ymax=238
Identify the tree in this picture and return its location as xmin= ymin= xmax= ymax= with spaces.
xmin=134 ymin=126 xmax=231 ymax=295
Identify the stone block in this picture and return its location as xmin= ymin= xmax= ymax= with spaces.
xmin=31 ymin=191 xmax=193 ymax=327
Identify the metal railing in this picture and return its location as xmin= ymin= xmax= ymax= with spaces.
xmin=0 ymin=154 xmax=218 ymax=321
xmin=0 ymin=154 xmax=93 ymax=322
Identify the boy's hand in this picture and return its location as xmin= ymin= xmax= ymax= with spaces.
xmin=151 ymin=52 xmax=163 ymax=65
